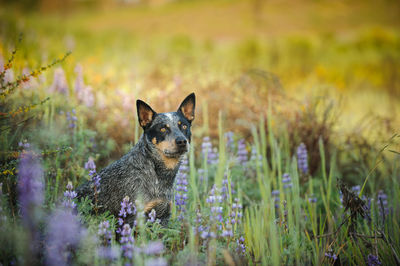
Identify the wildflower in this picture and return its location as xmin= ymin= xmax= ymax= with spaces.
xmin=221 ymin=222 xmax=233 ymax=238
xmin=296 ymin=142 xmax=308 ymax=175
xmin=202 ymin=137 xmax=218 ymax=165
xmin=175 ymin=156 xmax=189 ymax=220
xmin=200 ymin=230 xmax=216 ymax=240
xmin=98 ymin=220 xmax=112 ymax=245
xmin=325 ymin=252 xmax=338 ymax=261
xmin=18 ymin=140 xmax=30 ymax=149
xmin=237 ymin=139 xmax=248 ymax=164
xmin=148 ymin=209 xmax=156 ymax=223
xmin=120 ymin=224 xmax=134 ymax=262
xmin=143 ymin=241 xmax=164 ymax=255
xmin=377 ymin=190 xmax=389 ymax=222
xmin=97 ymin=246 xmax=119 ymax=261
xmin=236 ymin=236 xmax=246 ymax=255
xmin=84 ymin=157 xmax=96 ymax=171
xmin=271 ymin=190 xmax=280 ymax=208
xmin=367 ymin=254 xmax=382 ymax=266
xmin=66 ymin=109 xmax=78 ymax=129
xmin=117 ymin=196 xmax=136 ymax=233
xmin=18 ymin=151 xmax=44 ymax=228
xmin=282 ymin=173 xmax=293 ymax=189
xmin=225 ymin=131 xmax=235 ymax=153
xmin=74 ymin=64 xmax=95 ymax=107
xmin=63 ymin=182 xmax=77 ymax=210
xmin=308 ymin=195 xmax=317 ymax=203
xmin=48 ymin=67 xmax=69 ymax=95
xmin=250 ymin=146 xmax=262 ymax=167
xmin=45 ymin=209 xmax=86 ymax=266
xmin=145 ymin=258 xmax=167 ymax=266
xmin=198 ymin=168 xmax=205 ymax=182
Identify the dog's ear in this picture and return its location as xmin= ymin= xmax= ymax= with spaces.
xmin=137 ymin=100 xmax=157 ymax=128
xmin=177 ymin=93 xmax=195 ymax=123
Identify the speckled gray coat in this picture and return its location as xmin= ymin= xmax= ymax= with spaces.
xmin=77 ymin=93 xmax=195 ymax=226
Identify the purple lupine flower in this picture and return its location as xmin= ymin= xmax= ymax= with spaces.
xmin=297 ymin=143 xmax=308 ymax=175
xmin=225 ymin=131 xmax=235 ymax=153
xmin=18 ymin=151 xmax=44 ymax=228
xmin=18 ymin=141 xmax=30 ymax=149
xmin=145 ymin=258 xmax=168 ymax=266
xmin=97 ymin=246 xmax=119 ymax=261
xmin=198 ymin=168 xmax=205 ymax=183
xmin=175 ymin=156 xmax=189 ymax=220
xmin=271 ymin=190 xmax=280 ymax=208
xmin=308 ymin=195 xmax=317 ymax=203
xmin=367 ymin=254 xmax=381 ymax=266
xmin=63 ymin=182 xmax=77 ymax=210
xmin=325 ymin=252 xmax=338 ymax=261
xmin=84 ymin=157 xmax=96 ymax=171
xmin=45 ymin=209 xmax=86 ymax=266
xmin=200 ymin=230 xmax=216 ymax=240
xmin=221 ymin=177 xmax=229 ymax=200
xmin=208 ymin=186 xmax=223 ymax=223
xmin=120 ymin=224 xmax=134 ymax=263
xmin=49 ymin=67 xmax=69 ymax=95
xmin=202 ymin=137 xmax=218 ymax=165
xmin=85 ymin=157 xmax=101 ymax=197
xmin=74 ymin=64 xmax=95 ymax=107
xmin=221 ymin=220 xmax=234 ymax=238
xmin=231 ymin=197 xmax=243 ymax=224
xmin=236 ymin=236 xmax=246 ymax=255
xmin=117 ymin=196 xmax=136 ymax=234
xmin=351 ymin=185 xmax=361 ymax=194
xmin=98 ymin=220 xmax=112 ymax=245
xmin=282 ymin=173 xmax=293 ymax=189
xmin=143 ymin=241 xmax=164 ymax=255
xmin=237 ymin=139 xmax=248 ymax=164
xmin=250 ymin=146 xmax=263 ymax=167
xmin=66 ymin=109 xmax=78 ymax=129
xmin=148 ymin=209 xmax=157 ymax=223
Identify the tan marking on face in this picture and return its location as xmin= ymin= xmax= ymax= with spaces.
xmin=180 ymin=102 xmax=195 ymax=121
xmin=166 ymin=124 xmax=170 ymax=128
xmin=139 ymin=109 xmax=154 ymax=127
xmin=155 ymin=140 xmax=180 ymax=169
xmin=152 ymin=137 xmax=157 ymax=144
xmin=144 ymin=199 xmax=164 ymax=213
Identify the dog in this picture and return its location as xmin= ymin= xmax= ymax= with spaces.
xmin=77 ymin=93 xmax=195 ymax=226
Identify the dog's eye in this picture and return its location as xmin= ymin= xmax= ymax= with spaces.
xmin=160 ymin=128 xmax=166 ymax=133
xmin=182 ymin=125 xmax=187 ymax=130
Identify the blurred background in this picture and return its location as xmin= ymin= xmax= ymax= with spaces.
xmin=1 ymin=0 xmax=399 ymax=168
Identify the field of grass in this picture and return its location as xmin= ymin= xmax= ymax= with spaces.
xmin=1 ymin=0 xmax=400 ymax=265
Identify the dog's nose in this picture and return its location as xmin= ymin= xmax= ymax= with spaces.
xmin=175 ymin=137 xmax=187 ymax=147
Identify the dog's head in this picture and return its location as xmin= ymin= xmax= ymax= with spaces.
xmin=137 ymin=93 xmax=195 ymax=169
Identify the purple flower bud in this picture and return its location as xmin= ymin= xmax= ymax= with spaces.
xmin=143 ymin=241 xmax=164 ymax=255
xmin=84 ymin=158 xmax=96 ymax=171
xmin=297 ymin=143 xmax=308 ymax=175
xmin=367 ymin=254 xmax=381 ymax=266
xmin=237 ymin=139 xmax=248 ymax=164
xmin=63 ymin=182 xmax=77 ymax=210
xmin=45 ymin=209 xmax=86 ymax=266
xmin=18 ymin=151 xmax=44 ymax=229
